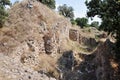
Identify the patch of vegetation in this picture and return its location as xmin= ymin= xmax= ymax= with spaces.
xmin=90 ymin=21 xmax=99 ymax=29
xmin=66 ymin=39 xmax=93 ymax=53
xmin=38 ymin=0 xmax=56 ymax=9
xmin=71 ymin=19 xmax=77 ymax=25
xmin=85 ymin=0 xmax=120 ymax=58
xmin=75 ymin=17 xmax=89 ymax=28
xmin=58 ymin=4 xmax=74 ymax=20
xmin=0 ymin=0 xmax=11 ymax=28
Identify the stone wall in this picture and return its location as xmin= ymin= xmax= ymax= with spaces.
xmin=57 ymin=39 xmax=118 ymax=80
xmin=69 ymin=29 xmax=98 ymax=47
xmin=69 ymin=29 xmax=79 ymax=41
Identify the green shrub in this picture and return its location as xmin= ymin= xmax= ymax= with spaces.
xmin=0 ymin=0 xmax=11 ymax=27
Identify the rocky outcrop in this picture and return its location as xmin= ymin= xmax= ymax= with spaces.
xmin=57 ymin=39 xmax=119 ymax=80
xmin=69 ymin=28 xmax=98 ymax=48
xmin=79 ymin=36 xmax=98 ymax=47
xmin=0 ymin=0 xmax=71 ymax=80
xmin=69 ymin=28 xmax=98 ymax=52
xmin=93 ymin=39 xmax=115 ymax=80
xmin=69 ymin=29 xmax=79 ymax=41
xmin=43 ymin=34 xmax=53 ymax=54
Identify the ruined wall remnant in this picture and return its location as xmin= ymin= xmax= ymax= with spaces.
xmin=43 ymin=34 xmax=53 ymax=54
xmin=69 ymin=29 xmax=98 ymax=48
xmin=69 ymin=29 xmax=79 ymax=41
xmin=0 ymin=0 xmax=119 ymax=80
xmin=57 ymin=39 xmax=118 ymax=80
xmin=80 ymin=37 xmax=97 ymax=47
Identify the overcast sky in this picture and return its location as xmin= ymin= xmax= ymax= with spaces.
xmin=10 ymin=0 xmax=101 ymax=23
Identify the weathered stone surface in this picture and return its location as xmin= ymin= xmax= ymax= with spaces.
xmin=0 ymin=0 xmax=119 ymax=80
xmin=58 ymin=51 xmax=75 ymax=71
xmin=97 ymin=33 xmax=107 ymax=38
xmin=43 ymin=34 xmax=53 ymax=54
xmin=0 ymin=0 xmax=71 ymax=80
xmin=79 ymin=36 xmax=97 ymax=47
xmin=56 ymin=39 xmax=119 ymax=80
xmin=69 ymin=29 xmax=79 ymax=41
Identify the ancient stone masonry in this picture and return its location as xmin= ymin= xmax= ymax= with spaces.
xmin=57 ymin=51 xmax=76 ymax=80
xmin=69 ymin=29 xmax=79 ymax=41
xmin=79 ymin=36 xmax=98 ymax=47
xmin=58 ymin=51 xmax=75 ymax=71
xmin=0 ymin=0 xmax=119 ymax=80
xmin=43 ymin=34 xmax=53 ymax=54
xmin=93 ymin=39 xmax=114 ymax=80
xmin=57 ymin=39 xmax=118 ymax=80
xmin=69 ymin=29 xmax=98 ymax=47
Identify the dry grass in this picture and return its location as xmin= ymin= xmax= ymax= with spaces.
xmin=63 ymin=39 xmax=88 ymax=53
xmin=33 ymin=53 xmax=60 ymax=78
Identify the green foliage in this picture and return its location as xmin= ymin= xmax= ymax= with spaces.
xmin=0 ymin=0 xmax=10 ymax=27
xmin=85 ymin=0 xmax=120 ymax=58
xmin=88 ymin=28 xmax=91 ymax=32
xmin=85 ymin=0 xmax=120 ymax=32
xmin=70 ymin=19 xmax=77 ymax=25
xmin=75 ymin=17 xmax=88 ymax=28
xmin=0 ymin=0 xmax=10 ymax=5
xmin=58 ymin=4 xmax=74 ymax=19
xmin=90 ymin=21 xmax=99 ymax=29
xmin=38 ymin=0 xmax=56 ymax=9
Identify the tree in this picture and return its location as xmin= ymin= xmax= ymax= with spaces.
xmin=85 ymin=0 xmax=120 ymax=58
xmin=90 ymin=21 xmax=99 ymax=29
xmin=38 ymin=0 xmax=56 ymax=9
xmin=75 ymin=17 xmax=88 ymax=28
xmin=0 ymin=0 xmax=11 ymax=27
xmin=70 ymin=19 xmax=77 ymax=25
xmin=58 ymin=4 xmax=74 ymax=19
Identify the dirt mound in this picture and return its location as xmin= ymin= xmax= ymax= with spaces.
xmin=0 ymin=0 xmax=71 ymax=80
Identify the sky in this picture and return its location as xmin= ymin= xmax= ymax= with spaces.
xmin=55 ymin=0 xmax=101 ymax=23
xmin=10 ymin=0 xmax=101 ymax=23
xmin=56 ymin=0 xmax=87 ymax=18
